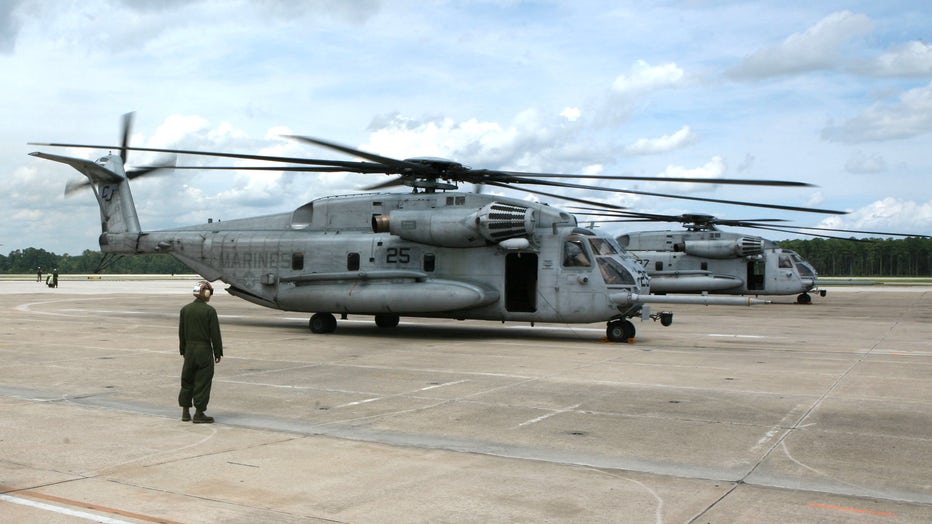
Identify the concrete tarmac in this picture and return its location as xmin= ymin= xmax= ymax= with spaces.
xmin=0 ymin=278 xmax=930 ymax=523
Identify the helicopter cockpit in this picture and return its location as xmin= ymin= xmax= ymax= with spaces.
xmin=563 ymin=229 xmax=643 ymax=287
xmin=785 ymin=250 xmax=817 ymax=279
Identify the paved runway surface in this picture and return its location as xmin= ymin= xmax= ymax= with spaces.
xmin=1 ymin=278 xmax=930 ymax=523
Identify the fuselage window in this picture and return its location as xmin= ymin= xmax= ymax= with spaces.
xmin=347 ymin=252 xmax=360 ymax=271
xmin=563 ymin=239 xmax=591 ymax=267
xmin=423 ymin=253 xmax=436 ymax=272
xmin=701 ymin=261 xmax=708 ymax=271
xmin=655 ymin=261 xmax=663 ymax=271
xmin=291 ymin=252 xmax=304 ymax=271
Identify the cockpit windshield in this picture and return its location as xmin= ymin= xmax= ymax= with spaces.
xmin=597 ymin=257 xmax=636 ymax=285
xmin=787 ymin=252 xmax=816 ymax=277
xmin=588 ymin=237 xmax=618 ymax=255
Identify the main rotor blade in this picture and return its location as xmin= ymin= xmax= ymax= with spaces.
xmin=501 ymin=176 xmax=847 ymax=215
xmin=364 ymin=176 xmax=408 ymax=191
xmin=147 ymin=165 xmax=352 ymax=172
xmin=757 ymin=224 xmax=930 ymax=238
xmin=496 ymin=170 xmax=814 ymax=187
xmin=747 ymin=225 xmax=871 ymax=241
xmin=285 ymin=135 xmax=428 ymax=175
xmin=483 ymin=181 xmax=627 ymax=211
xmin=27 ymin=142 xmax=386 ymax=171
xmin=579 ymin=208 xmax=791 ymax=225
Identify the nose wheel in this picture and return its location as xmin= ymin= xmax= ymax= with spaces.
xmin=796 ymin=293 xmax=812 ymax=304
xmin=606 ymin=319 xmax=636 ymax=342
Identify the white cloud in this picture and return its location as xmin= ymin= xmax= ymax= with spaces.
xmin=659 ymin=156 xmax=725 ymax=179
xmin=844 ymin=151 xmax=887 ymax=174
xmin=816 ymin=198 xmax=932 ymax=236
xmin=822 ymin=82 xmax=932 ymax=142
xmin=861 ymin=40 xmax=932 ymax=77
xmin=560 ymin=107 xmax=582 ymax=122
xmin=149 ymin=115 xmax=211 ymax=147
xmin=654 ymin=156 xmax=726 ymax=193
xmin=611 ymin=60 xmax=685 ymax=97
xmin=0 ymin=0 xmax=24 ymax=53
xmin=624 ymin=126 xmax=698 ymax=155
xmin=728 ymin=11 xmax=873 ymax=79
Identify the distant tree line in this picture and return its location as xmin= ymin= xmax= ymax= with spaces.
xmin=0 ymin=248 xmax=190 ymax=275
xmin=778 ymin=237 xmax=931 ymax=277
xmin=2 ymin=238 xmax=930 ymax=277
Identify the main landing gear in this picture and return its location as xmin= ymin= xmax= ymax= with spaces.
xmin=308 ymin=312 xmax=401 ymax=333
xmin=796 ymin=293 xmax=812 ymax=304
xmin=309 ymin=312 xmax=337 ymax=333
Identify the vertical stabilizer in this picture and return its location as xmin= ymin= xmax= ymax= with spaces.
xmin=29 ymin=151 xmax=142 ymax=248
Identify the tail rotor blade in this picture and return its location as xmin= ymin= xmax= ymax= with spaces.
xmin=120 ymin=112 xmax=135 ymax=166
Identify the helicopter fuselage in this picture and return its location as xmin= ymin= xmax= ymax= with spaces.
xmin=618 ymin=229 xmax=820 ymax=298
xmin=111 ymin=191 xmax=651 ymax=324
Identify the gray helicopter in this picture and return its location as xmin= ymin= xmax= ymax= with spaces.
xmin=29 ymin=115 xmax=847 ymax=341
xmin=575 ymin=210 xmax=925 ymax=304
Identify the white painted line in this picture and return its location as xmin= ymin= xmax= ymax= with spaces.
xmin=707 ymin=334 xmax=767 ymax=339
xmin=517 ymin=403 xmax=582 ymax=427
xmin=331 ymin=380 xmax=469 ymax=409
xmin=0 ymin=493 xmax=135 ymax=524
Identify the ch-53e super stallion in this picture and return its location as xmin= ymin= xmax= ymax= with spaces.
xmin=29 ymin=114 xmax=847 ymax=342
xmin=573 ymin=209 xmax=926 ymax=304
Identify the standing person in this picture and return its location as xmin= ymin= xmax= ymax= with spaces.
xmin=51 ymin=268 xmax=59 ymax=288
xmin=36 ymin=267 xmax=42 ymax=282
xmin=178 ymin=280 xmax=223 ymax=423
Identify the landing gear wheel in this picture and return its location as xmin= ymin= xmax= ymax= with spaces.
xmin=309 ymin=312 xmax=337 ymax=333
xmin=374 ymin=313 xmax=400 ymax=328
xmin=796 ymin=293 xmax=812 ymax=305
xmin=606 ymin=319 xmax=636 ymax=342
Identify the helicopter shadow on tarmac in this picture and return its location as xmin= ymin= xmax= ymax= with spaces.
xmin=225 ymin=314 xmax=613 ymax=344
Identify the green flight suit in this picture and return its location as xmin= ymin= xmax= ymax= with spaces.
xmin=178 ymin=298 xmax=223 ymax=411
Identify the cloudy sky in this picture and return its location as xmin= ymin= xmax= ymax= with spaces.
xmin=3 ymin=0 xmax=931 ymax=254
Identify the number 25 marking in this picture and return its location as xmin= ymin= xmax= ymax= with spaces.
xmin=386 ymin=247 xmax=411 ymax=263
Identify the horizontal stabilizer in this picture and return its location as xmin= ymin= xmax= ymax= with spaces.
xmin=29 ymin=152 xmax=123 ymax=184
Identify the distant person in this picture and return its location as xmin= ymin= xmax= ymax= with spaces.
xmin=178 ymin=280 xmax=223 ymax=423
xmin=36 ymin=267 xmax=42 ymax=282
xmin=51 ymin=269 xmax=59 ymax=288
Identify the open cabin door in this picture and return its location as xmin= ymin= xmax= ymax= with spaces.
xmin=747 ymin=259 xmax=765 ymax=291
xmin=505 ymin=252 xmax=537 ymax=312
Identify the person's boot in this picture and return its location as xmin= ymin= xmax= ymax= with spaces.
xmin=182 ymin=407 xmax=191 ymax=422
xmin=192 ymin=409 xmax=214 ymax=424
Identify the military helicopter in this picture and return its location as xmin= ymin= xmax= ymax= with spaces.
xmin=574 ymin=209 xmax=926 ymax=304
xmin=29 ymin=114 xmax=847 ymax=341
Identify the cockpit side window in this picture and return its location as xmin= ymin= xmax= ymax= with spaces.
xmin=563 ymin=238 xmax=591 ymax=267
xmin=778 ymin=255 xmax=792 ymax=268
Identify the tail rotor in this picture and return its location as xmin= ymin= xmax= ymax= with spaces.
xmin=63 ymin=112 xmax=175 ymax=196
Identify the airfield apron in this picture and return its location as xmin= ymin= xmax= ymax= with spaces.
xmin=178 ymin=299 xmax=223 ymax=411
